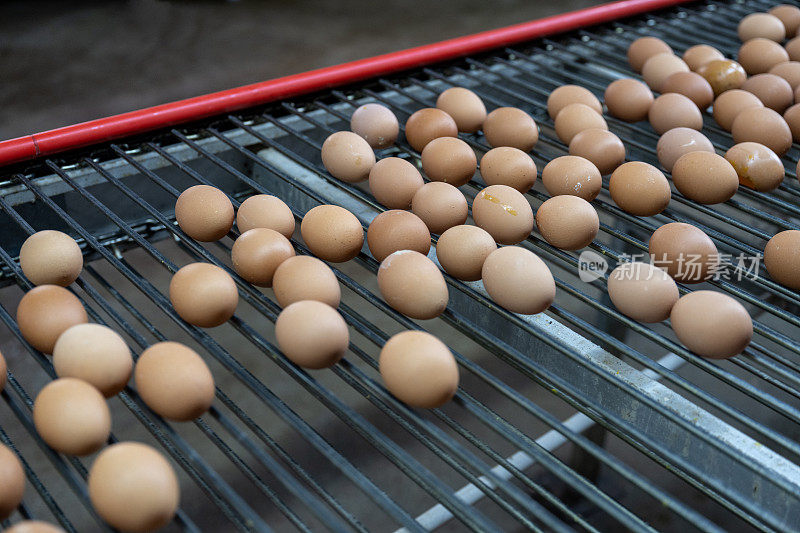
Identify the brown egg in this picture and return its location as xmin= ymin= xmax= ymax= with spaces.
xmin=436 ymin=225 xmax=496 ymax=281
xmin=404 ymin=108 xmax=458 ymax=152
xmin=33 ymin=377 xmax=110 ymax=455
xmin=436 ymin=87 xmax=486 ymax=133
xmin=604 ymin=78 xmax=654 ymax=122
xmin=17 ymin=285 xmax=88 ymax=354
xmin=481 ymin=246 xmax=555 ymax=314
xmin=170 ymin=263 xmax=238 ymax=327
xmin=231 ymin=228 xmax=295 ymax=287
xmin=608 ymin=262 xmax=679 ymax=323
xmin=772 ymin=4 xmax=800 ymax=32
xmin=480 ymin=147 xmax=537 ymax=193
xmin=609 ymin=161 xmax=671 ymax=217
xmin=19 ymin=230 xmax=82 ymax=287
xmin=377 ymin=251 xmax=448 ymax=320
xmin=764 ymin=230 xmax=800 ymax=289
xmin=0 ymin=443 xmax=25 ymax=520
xmin=236 ymin=194 xmax=295 ymax=238
xmin=88 ymin=442 xmax=179 ymax=533
xmin=367 ymin=210 xmax=430 ymax=262
xmin=787 ymin=37 xmax=800 ymax=62
xmin=649 ymin=222 xmax=719 ymax=283
xmin=472 ymin=184 xmax=534 ymax=245
xmin=0 ymin=350 xmax=5 ymax=392
xmin=541 ymin=155 xmax=602 ymax=201
xmin=741 ymin=73 xmax=794 ymax=112
xmin=642 ymin=53 xmax=690 ymax=92
xmin=300 ymin=205 xmax=364 ymax=262
xmin=738 ymin=12 xmax=786 ymax=42
xmin=671 ymin=152 xmax=739 ymax=204
xmin=482 ymin=107 xmax=538 ymax=151
xmin=769 ymin=61 xmax=800 ymax=89
xmin=731 ymin=106 xmax=793 ymax=156
xmin=661 ymin=71 xmax=714 ymax=109
xmin=712 ymin=89 xmax=764 ymax=130
xmin=320 ymin=131 xmax=376 ymax=183
xmin=379 ymin=331 xmax=458 ymax=408
xmin=700 ymin=59 xmax=748 ymax=96
xmin=725 ymin=142 xmax=785 ymax=191
xmin=569 ymin=129 xmax=626 ymax=175
xmin=784 ymin=103 xmax=800 ymax=141
xmin=421 ymin=137 xmax=477 ymax=187
xmin=275 ymin=301 xmax=349 ymax=369
xmin=4 ymin=522 xmax=65 ymax=533
xmin=547 ymin=85 xmax=602 ymax=119
xmin=554 ymin=103 xmax=607 ymax=144
xmin=738 ymin=38 xmax=790 ymax=75
xmin=350 ymin=103 xmax=399 ymax=149
xmin=648 ymin=93 xmax=703 ymax=135
xmin=656 ymin=127 xmax=714 ymax=172
xmin=53 ymin=323 xmax=133 ymax=398
xmin=670 ymin=291 xmax=753 ymax=358
xmin=410 ymin=182 xmax=468 ymax=234
xmin=272 ymin=255 xmax=341 ymax=308
xmin=683 ymin=44 xmax=725 ymax=72
xmin=135 ymin=342 xmax=215 ymax=421
xmin=368 ymin=157 xmax=424 ymax=209
xmin=174 ymin=184 xmax=234 ymax=242
xmin=627 ymin=36 xmax=672 ymax=72
xmin=535 ymin=195 xmax=598 ymax=250
xmin=796 ymin=84 xmax=800 ymax=103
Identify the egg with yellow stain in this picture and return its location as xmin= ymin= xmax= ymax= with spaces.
xmin=724 ymin=142 xmax=785 ymax=192
xmin=472 ymin=185 xmax=534 ymax=245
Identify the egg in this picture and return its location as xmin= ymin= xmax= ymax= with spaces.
xmin=627 ymin=36 xmax=672 ymax=72
xmin=135 ymin=341 xmax=215 ymax=421
xmin=607 ymin=262 xmax=679 ymax=323
xmin=367 ymin=210 xmax=430 ymax=262
xmin=275 ymin=300 xmax=349 ymax=369
xmin=410 ymin=182 xmax=469 ymax=234
xmin=682 ymin=44 xmax=725 ymax=72
xmin=19 ymin=230 xmax=82 ymax=287
xmin=604 ymin=78 xmax=654 ymax=122
xmin=300 ymin=204 xmax=364 ymax=262
xmin=648 ymin=93 xmax=703 ymax=135
xmin=546 ymin=85 xmax=602 ymax=119
xmin=436 ymin=87 xmax=486 ymax=133
xmin=404 ymin=108 xmax=458 ymax=152
xmin=656 ymin=127 xmax=714 ymax=172
xmin=671 ymin=152 xmax=739 ymax=204
xmin=738 ymin=38 xmax=789 ymax=75
xmin=88 ymin=442 xmax=179 ymax=533
xmin=479 ymin=147 xmax=537 ymax=193
xmin=0 ymin=444 xmax=25 ymax=520
xmin=17 ymin=285 xmax=88 ymax=354
xmin=436 ymin=225 xmax=496 ymax=281
xmin=472 ymin=184 xmax=534 ymax=245
xmin=368 ymin=157 xmax=424 ymax=209
xmin=169 ymin=263 xmax=238 ymax=327
xmin=53 ymin=323 xmax=133 ymax=398
xmin=712 ymin=89 xmax=764 ymax=130
xmin=741 ymin=73 xmax=794 ymax=112
xmin=350 ymin=103 xmax=399 ymax=149
xmin=421 ymin=137 xmax=477 ymax=187
xmin=724 ymin=142 xmax=785 ymax=191
xmin=535 ymin=196 xmax=598 ymax=250
xmin=731 ymin=106 xmax=793 ymax=156
xmin=236 ymin=194 xmax=295 ymax=238
xmin=33 ymin=378 xmax=110 ymax=455
xmin=670 ymin=291 xmax=753 ymax=358
xmin=649 ymin=222 xmax=719 ymax=283
xmin=554 ymin=103 xmax=608 ymax=144
xmin=231 ymin=228 xmax=294 ymax=287
xmin=174 ymin=184 xmax=234 ymax=242
xmin=272 ymin=255 xmax=341 ymax=308
xmin=379 ymin=331 xmax=458 ymax=408
xmin=769 ymin=4 xmax=800 ymax=35
xmin=764 ymin=230 xmax=800 ymax=289
xmin=377 ymin=250 xmax=448 ymax=320
xmin=661 ymin=71 xmax=714 ymax=109
xmin=482 ymin=107 xmax=538 ymax=151
xmin=320 ymin=131 xmax=376 ymax=183
xmin=481 ymin=246 xmax=555 ymax=314
xmin=642 ymin=53 xmax=690 ymax=92
xmin=609 ymin=161 xmax=671 ymax=217
xmin=0 ymin=350 xmax=6 ymax=392
xmin=784 ymin=103 xmax=800 ymax=141
xmin=3 ymin=521 xmax=65 ymax=533
xmin=738 ymin=12 xmax=786 ymax=42
xmin=700 ymin=59 xmax=747 ymax=96
xmin=769 ymin=61 xmax=800 ymax=89
xmin=787 ymin=37 xmax=800 ymax=61
xmin=569 ymin=129 xmax=626 ymax=175
xmin=541 ymin=155 xmax=602 ymax=201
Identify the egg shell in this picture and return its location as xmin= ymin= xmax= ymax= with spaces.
xmin=682 ymin=44 xmax=725 ymax=72
xmin=17 ymin=285 xmax=88 ymax=354
xmin=3 ymin=521 xmax=65 ymax=533
xmin=472 ymin=184 xmax=534 ymax=245
xmin=19 ymin=230 xmax=82 ymax=287
xmin=174 ymin=184 xmax=234 ymax=242
xmin=547 ymin=85 xmax=602 ymax=119
xmin=0 ymin=350 xmax=5 ymax=392
xmin=88 ymin=442 xmax=179 ymax=533
xmin=769 ymin=61 xmax=800 ymax=89
xmin=649 ymin=222 xmax=719 ymax=283
xmin=410 ymin=182 xmax=468 ymax=235
xmin=661 ymin=71 xmax=714 ymax=109
xmin=671 ymin=152 xmax=739 ymax=204
xmin=135 ymin=342 xmax=215 ymax=421
xmin=608 ymin=262 xmax=679 ymax=323
xmin=769 ymin=4 xmax=800 ymax=36
xmin=481 ymin=246 xmax=555 ymax=315
xmin=656 ymin=127 xmax=715 ymax=172
xmin=787 ymin=36 xmax=800 ymax=62
xmin=541 ymin=155 xmax=602 ymax=201
xmin=367 ymin=210 xmax=430 ymax=262
xmin=421 ymin=137 xmax=477 ymax=187
xmin=627 ymin=36 xmax=672 ymax=72
xmin=231 ymin=228 xmax=294 ymax=287
xmin=642 ymin=53 xmax=689 ymax=92
xmin=404 ymin=108 xmax=458 ymax=152
xmin=738 ymin=12 xmax=786 ymax=42
xmin=725 ymin=142 xmax=785 ymax=191
xmin=169 ymin=263 xmax=238 ymax=327
xmin=300 ymin=205 xmax=364 ymax=263
xmin=604 ymin=78 xmax=654 ymax=122
xmin=738 ymin=38 xmax=789 ymax=75
xmin=377 ymin=250 xmax=448 ymax=320
xmin=700 ymin=59 xmax=747 ymax=96
xmin=236 ymin=194 xmax=295 ymax=238
xmin=569 ymin=129 xmax=626 ymax=175
xmin=368 ymin=157 xmax=424 ymax=209
xmin=272 ymin=255 xmax=341 ymax=308
xmin=764 ymin=230 xmax=800 ymax=289
xmin=436 ymin=87 xmax=486 ymax=133
xmin=321 ymin=131 xmax=376 ymax=183
xmin=535 ymin=195 xmax=598 ymax=250
xmin=53 ymin=323 xmax=133 ymax=398
xmin=275 ymin=301 xmax=349 ymax=369
xmin=482 ymin=107 xmax=538 ymax=151
xmin=479 ymin=147 xmax=537 ymax=193
xmin=0 ymin=444 xmax=25 ymax=520
xmin=731 ymin=106 xmax=793 ymax=156
xmin=670 ymin=291 xmax=753 ymax=358
xmin=436 ymin=225 xmax=496 ymax=281
xmin=741 ymin=73 xmax=794 ymax=112
xmin=379 ymin=331 xmax=458 ymax=409
xmin=785 ymin=103 xmax=800 ymax=141
xmin=609 ymin=161 xmax=671 ymax=217
xmin=712 ymin=89 xmax=764 ymax=131
xmin=554 ymin=103 xmax=608 ymax=144
xmin=350 ymin=103 xmax=399 ymax=149
xmin=648 ymin=93 xmax=703 ymax=135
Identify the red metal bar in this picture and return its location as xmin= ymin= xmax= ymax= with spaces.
xmin=0 ymin=0 xmax=690 ymax=166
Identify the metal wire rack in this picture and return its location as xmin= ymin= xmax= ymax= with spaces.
xmin=1 ymin=0 xmax=799 ymax=531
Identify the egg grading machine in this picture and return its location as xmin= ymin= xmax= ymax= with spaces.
xmin=1 ymin=0 xmax=799 ymax=531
